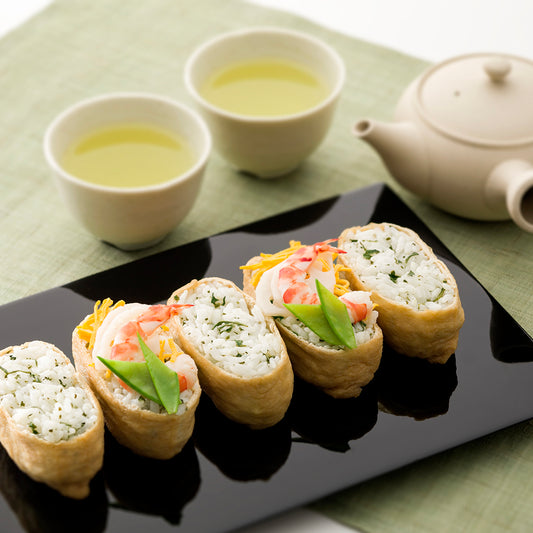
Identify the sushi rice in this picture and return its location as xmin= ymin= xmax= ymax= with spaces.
xmin=0 ymin=341 xmax=99 ymax=443
xmin=340 ymin=224 xmax=454 ymax=311
xmin=174 ymin=279 xmax=283 ymax=378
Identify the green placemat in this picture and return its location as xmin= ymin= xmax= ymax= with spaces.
xmin=0 ymin=1 xmax=532 ymax=532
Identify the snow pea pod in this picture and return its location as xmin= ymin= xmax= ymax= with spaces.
xmin=316 ymin=280 xmax=357 ymax=349
xmin=97 ymin=335 xmax=182 ymax=414
xmin=97 ymin=357 xmax=160 ymax=404
xmin=138 ymin=334 xmax=181 ymax=414
xmin=284 ymin=303 xmax=342 ymax=346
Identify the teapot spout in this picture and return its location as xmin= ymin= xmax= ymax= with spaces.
xmin=354 ymin=119 xmax=430 ymax=199
xmin=486 ymin=160 xmax=533 ymax=233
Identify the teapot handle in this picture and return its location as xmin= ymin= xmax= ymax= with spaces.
xmin=486 ymin=159 xmax=533 ymax=233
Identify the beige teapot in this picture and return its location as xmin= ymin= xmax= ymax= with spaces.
xmin=354 ymin=53 xmax=533 ymax=233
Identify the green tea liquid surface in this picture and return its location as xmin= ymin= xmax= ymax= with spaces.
xmin=61 ymin=123 xmax=196 ymax=188
xmin=200 ymin=58 xmax=328 ymax=117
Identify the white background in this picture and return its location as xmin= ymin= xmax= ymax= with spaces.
xmin=1 ymin=1 xmax=531 ymax=532
xmin=3 ymin=1 xmax=533 ymax=63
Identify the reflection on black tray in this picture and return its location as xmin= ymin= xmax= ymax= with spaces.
xmin=232 ymin=196 xmax=339 ymax=235
xmin=193 ymin=396 xmax=291 ymax=481
xmin=376 ymin=345 xmax=458 ymax=420
xmin=288 ymin=378 xmax=378 ymax=452
xmin=103 ymin=433 xmax=200 ymax=525
xmin=488 ymin=294 xmax=533 ymax=363
xmin=67 ymin=238 xmax=213 ymax=304
xmin=0 ymin=445 xmax=108 ymax=533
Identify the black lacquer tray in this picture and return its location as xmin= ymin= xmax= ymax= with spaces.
xmin=0 ymin=183 xmax=532 ymax=533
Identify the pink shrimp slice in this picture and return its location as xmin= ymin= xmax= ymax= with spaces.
xmin=278 ymin=240 xmax=343 ymax=305
xmin=339 ymin=292 xmax=370 ymax=324
xmin=166 ymin=353 xmax=197 ymax=393
xmin=341 ymin=298 xmax=368 ymax=324
xmin=110 ymin=304 xmax=191 ymax=361
xmin=287 ymin=240 xmax=343 ymax=266
xmin=279 ymin=266 xmax=319 ymax=304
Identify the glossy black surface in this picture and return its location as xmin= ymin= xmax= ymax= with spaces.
xmin=0 ymin=183 xmax=532 ymax=533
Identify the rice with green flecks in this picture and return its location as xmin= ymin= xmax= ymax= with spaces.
xmin=174 ymin=280 xmax=283 ymax=378
xmin=0 ymin=341 xmax=99 ymax=443
xmin=340 ymin=224 xmax=454 ymax=311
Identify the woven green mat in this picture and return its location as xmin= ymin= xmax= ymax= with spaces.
xmin=0 ymin=1 xmax=532 ymax=531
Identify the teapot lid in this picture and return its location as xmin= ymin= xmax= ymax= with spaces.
xmin=416 ymin=53 xmax=533 ymax=145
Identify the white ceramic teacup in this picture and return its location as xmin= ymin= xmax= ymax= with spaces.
xmin=184 ymin=27 xmax=345 ymax=178
xmin=43 ymin=93 xmax=211 ymax=250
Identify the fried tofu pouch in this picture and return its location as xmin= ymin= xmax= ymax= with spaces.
xmin=0 ymin=342 xmax=104 ymax=499
xmin=338 ymin=223 xmax=465 ymax=364
xmin=243 ymin=259 xmax=383 ymax=399
xmin=168 ymin=277 xmax=293 ymax=430
xmin=72 ymin=301 xmax=201 ymax=459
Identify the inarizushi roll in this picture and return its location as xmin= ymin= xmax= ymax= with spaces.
xmin=72 ymin=299 xmax=201 ymax=459
xmin=242 ymin=240 xmax=383 ymax=399
xmin=0 ymin=341 xmax=104 ymax=499
xmin=168 ymin=277 xmax=293 ymax=429
xmin=338 ymin=223 xmax=465 ymax=363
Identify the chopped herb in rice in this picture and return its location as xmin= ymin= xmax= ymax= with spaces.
xmin=340 ymin=224 xmax=454 ymax=311
xmin=0 ymin=342 xmax=99 ymax=443
xmin=175 ymin=280 xmax=283 ymax=378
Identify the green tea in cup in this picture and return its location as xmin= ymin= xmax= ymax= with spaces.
xmin=61 ymin=123 xmax=196 ymax=188
xmin=44 ymin=93 xmax=211 ymax=250
xmin=200 ymin=57 xmax=329 ymax=117
xmin=185 ymin=27 xmax=345 ymax=177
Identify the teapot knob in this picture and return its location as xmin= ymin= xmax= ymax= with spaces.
xmin=483 ymin=57 xmax=512 ymax=83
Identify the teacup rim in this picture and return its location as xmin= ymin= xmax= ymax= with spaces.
xmin=43 ymin=91 xmax=212 ymax=195
xmin=183 ymin=25 xmax=346 ymax=124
